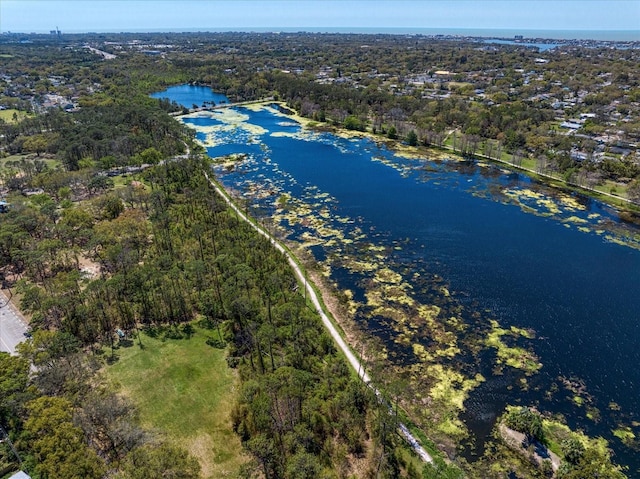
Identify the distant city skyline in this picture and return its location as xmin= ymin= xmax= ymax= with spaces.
xmin=1 ymin=1 xmax=639 ymax=37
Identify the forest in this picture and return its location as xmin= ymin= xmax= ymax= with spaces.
xmin=1 ymin=150 xmax=436 ymax=477
xmin=0 ymin=32 xmax=634 ymax=478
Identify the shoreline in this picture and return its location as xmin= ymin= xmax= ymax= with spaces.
xmin=264 ymin=101 xmax=640 ymax=217
xmin=201 ymin=169 xmax=435 ymax=464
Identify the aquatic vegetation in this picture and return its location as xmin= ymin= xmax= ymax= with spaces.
xmin=503 ymin=188 xmax=561 ymax=215
xmin=394 ymin=145 xmax=426 ymax=160
xmin=497 ymin=185 xmax=640 ymax=250
xmin=558 ymin=194 xmax=587 ymax=211
xmin=612 ymin=427 xmax=636 ymax=447
xmin=270 ymin=131 xmax=297 ymax=138
xmin=182 ymin=100 xmax=639 ymax=473
xmin=270 ymin=129 xmax=318 ymax=142
xmin=564 ymin=215 xmax=589 ymax=224
xmin=585 ymin=407 xmax=601 ymax=422
xmin=276 ymin=193 xmax=291 ymax=207
xmin=603 ymin=234 xmax=640 ymax=249
xmin=374 ymin=267 xmax=403 ymax=284
xmin=180 ymin=109 xmax=269 ymax=149
xmin=426 ymin=364 xmax=485 ymax=437
xmin=259 ymin=171 xmax=504 ymax=438
xmin=485 ymin=320 xmax=541 ymax=375
xmin=346 ymin=259 xmax=378 ymax=273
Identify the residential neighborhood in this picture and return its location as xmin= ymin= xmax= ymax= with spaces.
xmin=2 ymin=31 xmax=638 ymax=195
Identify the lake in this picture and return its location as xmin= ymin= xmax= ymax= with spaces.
xmin=153 ymin=85 xmax=640 ymax=473
xmin=151 ymin=84 xmax=230 ymax=109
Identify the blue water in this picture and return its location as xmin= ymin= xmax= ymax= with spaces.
xmin=151 ymin=84 xmax=230 ymax=108
xmin=156 ymin=86 xmax=640 ymax=474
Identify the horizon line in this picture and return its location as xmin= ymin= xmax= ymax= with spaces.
xmin=2 ymin=26 xmax=638 ymax=42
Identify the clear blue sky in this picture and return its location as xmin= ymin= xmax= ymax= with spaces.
xmin=1 ymin=1 xmax=638 ymax=34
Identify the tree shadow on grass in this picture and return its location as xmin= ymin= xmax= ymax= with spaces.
xmin=105 ymin=353 xmax=120 ymax=365
xmin=118 ymin=338 xmax=135 ymax=348
xmin=142 ymin=323 xmax=195 ymax=341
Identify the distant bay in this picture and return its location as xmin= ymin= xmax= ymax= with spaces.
xmin=56 ymin=27 xmax=640 ymax=42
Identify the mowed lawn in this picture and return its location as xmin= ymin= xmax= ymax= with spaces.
xmin=0 ymin=109 xmax=32 ymax=123
xmin=104 ymin=325 xmax=248 ymax=478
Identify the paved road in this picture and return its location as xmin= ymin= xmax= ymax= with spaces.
xmin=0 ymin=290 xmax=28 ymax=355
xmin=204 ymin=172 xmax=434 ymax=464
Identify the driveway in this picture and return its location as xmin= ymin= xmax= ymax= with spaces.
xmin=0 ymin=290 xmax=28 ymax=355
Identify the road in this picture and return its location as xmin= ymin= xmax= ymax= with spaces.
xmin=204 ymin=172 xmax=434 ymax=464
xmin=0 ymin=289 xmax=29 ymax=355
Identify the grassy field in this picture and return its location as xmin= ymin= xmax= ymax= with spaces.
xmin=104 ymin=324 xmax=248 ymax=479
xmin=0 ymin=109 xmax=32 ymax=123
xmin=0 ymin=153 xmax=60 ymax=169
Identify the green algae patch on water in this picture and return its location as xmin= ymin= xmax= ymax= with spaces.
xmin=508 ymin=325 xmax=535 ymax=339
xmin=394 ymin=144 xmax=427 ymax=160
xmin=373 ymin=267 xmax=403 ymax=284
xmin=371 ymin=306 xmax=408 ymax=325
xmin=564 ymin=215 xmax=589 ymax=224
xmin=604 ymin=234 xmax=640 ymax=250
xmin=417 ymin=304 xmax=442 ymax=325
xmin=412 ymin=343 xmax=434 ymax=362
xmin=586 ymin=406 xmax=601 ymax=422
xmin=612 ymin=426 xmax=637 ymax=447
xmin=269 ymin=131 xmax=297 ymax=139
xmin=382 ymin=286 xmax=415 ymax=307
xmin=269 ymin=129 xmax=319 ymax=143
xmin=342 ymin=289 xmax=360 ymax=317
xmin=503 ymin=188 xmax=562 ymax=215
xmin=424 ymin=364 xmax=486 ymax=438
xmin=180 ymin=110 xmax=269 ymax=148
xmin=558 ymin=375 xmax=607 ymax=426
xmin=347 ymin=259 xmax=378 ymax=273
xmin=485 ymin=320 xmax=541 ymax=375
xmin=495 ymin=184 xmax=640 ymax=253
xmin=558 ymin=194 xmax=587 ymax=211
xmin=371 ymin=155 xmax=407 ymax=174
xmin=276 ymin=193 xmax=291 ymax=208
